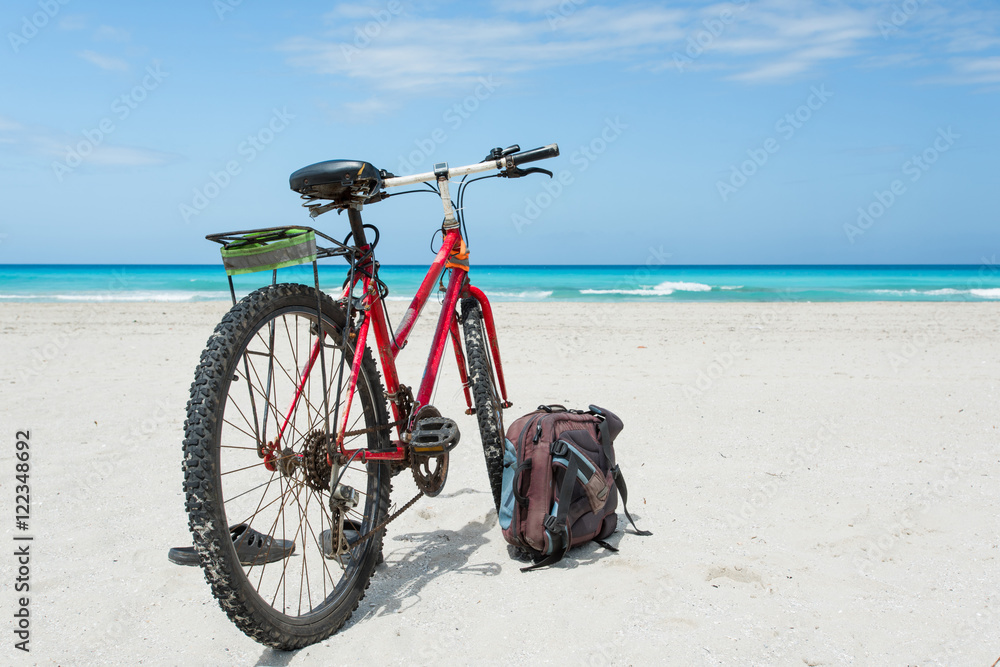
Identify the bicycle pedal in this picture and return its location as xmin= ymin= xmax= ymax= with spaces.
xmin=409 ymin=417 xmax=460 ymax=455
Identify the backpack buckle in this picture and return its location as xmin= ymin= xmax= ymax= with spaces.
xmin=543 ymin=515 xmax=564 ymax=532
xmin=550 ymin=440 xmax=568 ymax=457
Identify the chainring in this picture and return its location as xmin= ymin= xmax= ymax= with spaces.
xmin=409 ymin=405 xmax=449 ymax=496
xmin=411 ymin=450 xmax=449 ymax=497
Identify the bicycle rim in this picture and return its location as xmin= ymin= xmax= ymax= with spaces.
xmin=185 ymin=284 xmax=390 ymax=647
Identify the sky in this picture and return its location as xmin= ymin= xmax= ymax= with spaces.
xmin=0 ymin=0 xmax=998 ymax=265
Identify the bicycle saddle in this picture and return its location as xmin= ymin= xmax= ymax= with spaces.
xmin=289 ymin=159 xmax=383 ymax=204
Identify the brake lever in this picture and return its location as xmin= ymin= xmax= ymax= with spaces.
xmin=500 ymin=166 xmax=553 ymax=179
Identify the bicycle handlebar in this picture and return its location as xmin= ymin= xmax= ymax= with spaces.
xmin=510 ymin=143 xmax=560 ymax=166
xmin=381 ymin=143 xmax=559 ymax=189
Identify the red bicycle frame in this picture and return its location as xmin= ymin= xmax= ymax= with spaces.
xmin=266 ymin=214 xmax=509 ymax=467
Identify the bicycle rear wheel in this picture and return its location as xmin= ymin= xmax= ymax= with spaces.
xmin=460 ymin=298 xmax=506 ymax=512
xmin=183 ymin=283 xmax=390 ymax=649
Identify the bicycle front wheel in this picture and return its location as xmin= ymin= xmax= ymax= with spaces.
xmin=460 ymin=298 xmax=506 ymax=512
xmin=183 ymin=283 xmax=391 ymax=649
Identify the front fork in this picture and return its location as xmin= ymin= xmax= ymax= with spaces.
xmin=463 ymin=285 xmax=511 ymax=408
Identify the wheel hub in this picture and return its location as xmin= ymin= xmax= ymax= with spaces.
xmin=277 ymin=446 xmax=299 ymax=477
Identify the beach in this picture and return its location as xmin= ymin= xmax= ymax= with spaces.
xmin=2 ymin=300 xmax=998 ymax=665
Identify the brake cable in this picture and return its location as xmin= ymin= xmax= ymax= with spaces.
xmin=456 ymin=173 xmax=500 ymax=244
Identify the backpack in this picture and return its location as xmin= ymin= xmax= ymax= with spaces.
xmin=499 ymin=404 xmax=651 ymax=571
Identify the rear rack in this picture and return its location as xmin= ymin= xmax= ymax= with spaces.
xmin=206 ymin=225 xmax=369 ymax=444
xmin=206 ymin=225 xmax=357 ymax=306
xmin=207 ymin=225 xmax=353 ymax=264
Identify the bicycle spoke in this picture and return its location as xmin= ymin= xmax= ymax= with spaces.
xmin=231 ymin=373 xmax=262 ymax=445
xmin=241 ymin=474 xmax=294 ymax=592
xmin=266 ymin=478 xmax=293 ymax=608
xmin=252 ymin=326 xmax=308 ymax=402
xmin=237 ymin=361 xmax=312 ymax=447
xmin=294 ymin=485 xmax=315 ymax=614
xmin=233 ymin=467 xmax=348 ymax=610
xmin=227 ymin=475 xmax=279 ymax=508
xmin=282 ymin=314 xmax=308 ymax=450
xmin=231 ymin=483 xmax=287 ymax=528
xmin=222 ymin=417 xmax=259 ymax=443
xmin=221 ymin=450 xmax=297 ymax=477
xmin=304 ymin=391 xmax=369 ymax=450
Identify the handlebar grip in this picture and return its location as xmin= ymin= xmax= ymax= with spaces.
xmin=511 ymin=144 xmax=559 ymax=166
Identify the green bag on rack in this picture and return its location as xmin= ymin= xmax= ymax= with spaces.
xmin=220 ymin=228 xmax=317 ymax=276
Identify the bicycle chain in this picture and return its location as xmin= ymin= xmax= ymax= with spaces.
xmin=341 ymin=418 xmax=406 ymax=439
xmin=328 ymin=404 xmax=423 ymax=550
xmin=346 ymin=489 xmax=424 ymax=549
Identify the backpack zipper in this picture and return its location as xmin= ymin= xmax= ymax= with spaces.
xmin=511 ymin=412 xmax=546 ymax=546
xmin=518 ymin=412 xmax=544 ymax=451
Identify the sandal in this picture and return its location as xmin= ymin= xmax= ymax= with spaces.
xmin=168 ymin=524 xmax=296 ymax=566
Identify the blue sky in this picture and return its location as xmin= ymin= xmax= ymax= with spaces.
xmin=0 ymin=0 xmax=998 ymax=265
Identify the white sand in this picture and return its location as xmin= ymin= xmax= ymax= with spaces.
xmin=1 ymin=301 xmax=998 ymax=665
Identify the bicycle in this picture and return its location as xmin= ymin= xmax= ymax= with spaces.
xmin=182 ymin=142 xmax=560 ymax=649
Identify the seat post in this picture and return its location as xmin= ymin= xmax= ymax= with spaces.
xmin=347 ymin=206 xmax=368 ymax=247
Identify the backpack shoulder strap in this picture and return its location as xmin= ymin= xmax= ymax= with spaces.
xmin=588 ymin=408 xmax=616 ymax=465
xmin=611 ymin=465 xmax=652 ymax=537
xmin=521 ymin=443 xmax=580 ymax=572
xmin=588 ymin=407 xmax=648 ymax=537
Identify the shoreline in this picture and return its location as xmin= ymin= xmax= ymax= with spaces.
xmin=4 ymin=264 xmax=1000 ymax=305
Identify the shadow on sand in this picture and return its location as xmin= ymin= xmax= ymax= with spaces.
xmin=253 ymin=509 xmax=643 ymax=662
xmin=345 ymin=502 xmax=502 ymax=624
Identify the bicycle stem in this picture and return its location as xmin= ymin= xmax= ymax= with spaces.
xmin=437 ymin=175 xmax=458 ymax=229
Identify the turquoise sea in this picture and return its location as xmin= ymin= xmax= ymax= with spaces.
xmin=1 ymin=265 xmax=1000 ymax=303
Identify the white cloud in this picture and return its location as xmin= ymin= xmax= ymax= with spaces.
xmin=2 ymin=125 xmax=176 ymax=171
xmin=94 ymin=25 xmax=131 ymax=42
xmin=339 ymin=96 xmax=396 ymax=121
xmin=945 ymin=56 xmax=1000 ymax=84
xmin=85 ymin=146 xmax=174 ymax=167
xmin=868 ymin=1 xmax=1000 ymax=81
xmin=58 ymin=15 xmax=87 ymax=31
xmin=729 ymin=57 xmax=812 ymax=82
xmin=78 ymin=50 xmax=129 ymax=71
xmin=862 ymin=52 xmax=925 ymax=69
xmin=492 ymin=0 xmax=567 ymax=13
xmin=33 ymin=134 xmax=175 ymax=167
xmin=325 ymin=3 xmax=393 ymax=20
xmin=281 ymin=6 xmax=687 ymax=92
xmin=0 ymin=116 xmax=22 ymax=132
xmin=281 ymin=1 xmax=1000 ymax=91
xmin=707 ymin=2 xmax=876 ymax=82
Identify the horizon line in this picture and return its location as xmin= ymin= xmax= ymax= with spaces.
xmin=0 ymin=263 xmax=994 ymax=268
